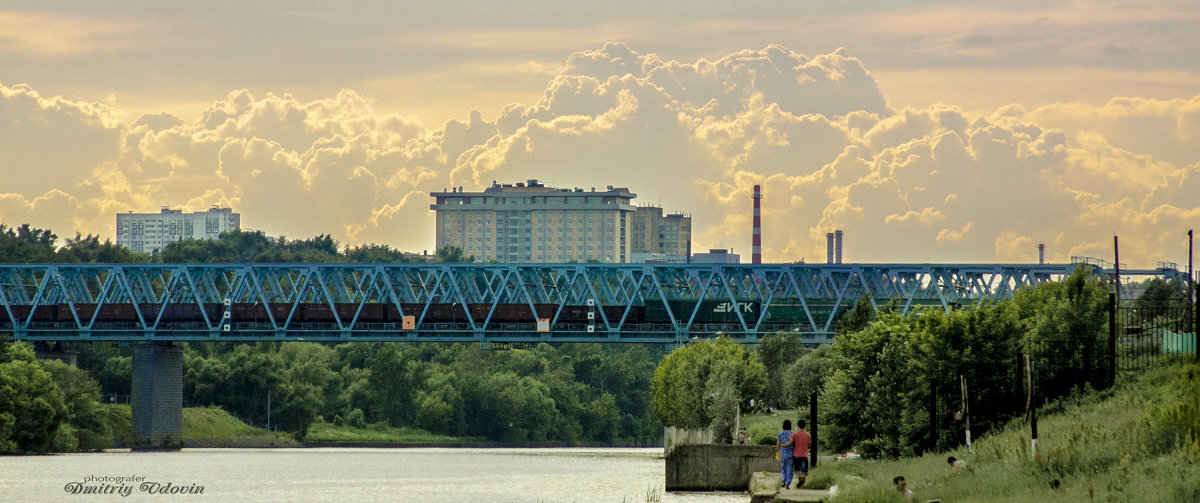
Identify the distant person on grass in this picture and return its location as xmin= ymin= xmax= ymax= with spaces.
xmin=893 ymin=476 xmax=914 ymax=501
xmin=790 ymin=419 xmax=812 ymax=486
xmin=948 ymin=456 xmax=966 ymax=470
xmin=777 ymin=419 xmax=795 ymax=489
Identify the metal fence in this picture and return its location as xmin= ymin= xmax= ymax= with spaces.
xmin=1116 ymin=302 xmax=1196 ymax=372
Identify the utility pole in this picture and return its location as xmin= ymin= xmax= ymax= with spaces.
xmin=1114 ymin=235 xmax=1121 ymax=301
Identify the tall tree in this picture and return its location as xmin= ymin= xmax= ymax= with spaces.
xmin=1014 ymin=265 xmax=1110 ymax=400
xmin=651 ymin=336 xmax=767 ymax=432
xmin=368 ymin=344 xmax=423 ymax=426
xmin=756 ymin=331 xmax=809 ymax=407
xmin=0 ymin=343 xmax=70 ymax=454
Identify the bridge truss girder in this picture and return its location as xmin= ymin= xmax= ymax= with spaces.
xmin=0 ymin=263 xmax=1103 ymax=344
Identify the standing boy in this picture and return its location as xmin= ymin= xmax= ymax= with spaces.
xmin=791 ymin=419 xmax=812 ymax=485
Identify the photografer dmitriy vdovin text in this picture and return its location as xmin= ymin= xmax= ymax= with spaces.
xmin=63 ymin=475 xmax=204 ymax=497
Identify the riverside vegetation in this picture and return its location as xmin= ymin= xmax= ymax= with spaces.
xmin=0 ymin=336 xmax=664 ymax=453
xmin=749 ymin=356 xmax=1200 ymax=502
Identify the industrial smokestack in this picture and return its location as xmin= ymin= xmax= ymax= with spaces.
xmin=752 ymin=184 xmax=762 ymax=264
xmin=826 ymin=232 xmax=835 ymax=264
xmin=835 ymin=229 xmax=844 ymax=264
xmin=1038 ymin=243 xmax=1046 ymax=265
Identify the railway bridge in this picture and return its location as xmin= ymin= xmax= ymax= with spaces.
xmin=0 ymin=262 xmax=1181 ymax=448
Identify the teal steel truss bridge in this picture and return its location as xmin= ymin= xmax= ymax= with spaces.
xmin=0 ymin=262 xmax=1157 ymax=344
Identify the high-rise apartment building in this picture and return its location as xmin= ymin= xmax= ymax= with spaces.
xmin=116 ymin=207 xmax=240 ymax=253
xmin=630 ymin=206 xmax=692 ymax=263
xmin=430 ymin=180 xmax=636 ymax=263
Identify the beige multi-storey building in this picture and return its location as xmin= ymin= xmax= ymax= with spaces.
xmin=116 ymin=206 xmax=240 ymax=253
xmin=430 ymin=180 xmax=636 ymax=263
xmin=630 ymin=206 xmax=692 ymax=263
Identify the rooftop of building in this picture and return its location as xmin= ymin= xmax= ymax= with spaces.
xmin=431 ymin=179 xmax=635 ymax=198
xmin=119 ymin=205 xmax=236 ymax=216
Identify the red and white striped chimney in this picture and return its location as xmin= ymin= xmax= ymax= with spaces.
xmin=752 ymin=184 xmax=762 ymax=264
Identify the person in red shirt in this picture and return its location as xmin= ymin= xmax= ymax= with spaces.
xmin=790 ymin=419 xmax=812 ymax=483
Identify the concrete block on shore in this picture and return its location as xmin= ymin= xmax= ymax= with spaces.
xmin=665 ymin=444 xmax=777 ymax=491
xmin=749 ymin=471 xmax=829 ymax=503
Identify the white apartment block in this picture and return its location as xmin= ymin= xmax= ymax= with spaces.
xmin=116 ymin=207 xmax=241 ymax=253
xmin=430 ymin=180 xmax=635 ymax=263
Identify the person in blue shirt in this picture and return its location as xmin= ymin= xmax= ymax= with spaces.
xmin=776 ymin=419 xmax=795 ymax=489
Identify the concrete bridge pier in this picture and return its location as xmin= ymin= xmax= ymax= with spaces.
xmin=131 ymin=342 xmax=183 ymax=450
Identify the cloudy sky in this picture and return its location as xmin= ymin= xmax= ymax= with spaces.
xmin=2 ymin=1 xmax=1198 ymax=267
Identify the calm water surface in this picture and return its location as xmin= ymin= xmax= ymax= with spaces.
xmin=0 ymin=447 xmax=749 ymax=502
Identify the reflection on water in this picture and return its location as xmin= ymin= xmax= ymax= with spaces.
xmin=0 ymin=447 xmax=748 ymax=502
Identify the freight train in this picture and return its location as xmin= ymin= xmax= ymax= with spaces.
xmin=3 ymin=299 xmax=850 ymax=326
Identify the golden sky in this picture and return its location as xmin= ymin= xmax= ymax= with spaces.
xmin=1 ymin=1 xmax=1198 ymax=267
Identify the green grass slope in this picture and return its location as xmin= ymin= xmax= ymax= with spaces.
xmin=181 ymin=407 xmax=299 ymax=447
xmin=100 ymin=405 xmax=299 ymax=448
xmin=801 ymin=357 xmax=1200 ymax=502
xmin=102 ymin=405 xmax=474 ymax=447
xmin=304 ymin=420 xmax=472 ymax=444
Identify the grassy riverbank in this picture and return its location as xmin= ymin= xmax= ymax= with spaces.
xmin=772 ymin=357 xmax=1200 ymax=502
xmin=303 ymin=420 xmax=474 ymax=445
xmin=102 ymin=405 xmax=298 ymax=448
xmin=182 ymin=407 xmax=300 ymax=447
xmin=102 ymin=406 xmax=488 ymax=447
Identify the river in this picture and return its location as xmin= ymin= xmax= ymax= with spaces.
xmin=0 ymin=447 xmax=750 ymax=502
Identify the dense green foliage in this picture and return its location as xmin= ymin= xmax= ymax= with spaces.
xmin=0 ymin=344 xmax=67 ymax=453
xmin=0 ymin=223 xmax=147 ymax=264
xmin=178 ymin=341 xmax=661 ymax=443
xmin=650 ymin=336 xmax=767 ymax=442
xmin=1136 ymin=277 xmax=1192 ymax=313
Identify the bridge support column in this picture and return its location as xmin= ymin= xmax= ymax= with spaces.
xmin=131 ymin=342 xmax=183 ymax=450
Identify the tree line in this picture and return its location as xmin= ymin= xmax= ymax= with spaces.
xmin=0 ymin=222 xmax=459 ymax=264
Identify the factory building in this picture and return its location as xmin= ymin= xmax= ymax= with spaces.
xmin=629 ymin=206 xmax=691 ymax=263
xmin=116 ymin=206 xmax=240 ymax=253
xmin=430 ymin=180 xmax=636 ymax=263
xmin=691 ymin=248 xmax=741 ymax=264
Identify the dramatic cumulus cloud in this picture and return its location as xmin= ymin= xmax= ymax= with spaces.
xmin=1 ymin=43 xmax=1197 ymax=266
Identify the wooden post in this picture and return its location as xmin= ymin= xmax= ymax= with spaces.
xmin=809 ymin=391 xmax=818 ymax=469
